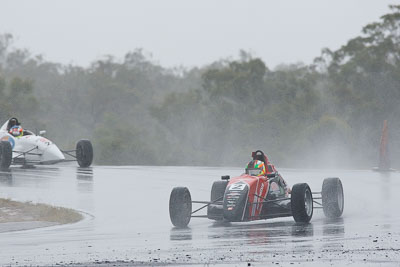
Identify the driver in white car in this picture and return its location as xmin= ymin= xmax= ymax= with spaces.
xmin=9 ymin=125 xmax=24 ymax=138
xmin=7 ymin=118 xmax=24 ymax=138
xmin=7 ymin=118 xmax=19 ymax=130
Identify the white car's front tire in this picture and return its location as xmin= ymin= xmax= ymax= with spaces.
xmin=0 ymin=141 xmax=12 ymax=170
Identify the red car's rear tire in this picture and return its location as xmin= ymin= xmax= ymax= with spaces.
xmin=322 ymin=178 xmax=344 ymax=218
xmin=207 ymin=180 xmax=228 ymax=220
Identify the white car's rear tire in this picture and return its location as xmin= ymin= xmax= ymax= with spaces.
xmin=76 ymin=140 xmax=93 ymax=167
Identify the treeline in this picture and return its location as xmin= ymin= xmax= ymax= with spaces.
xmin=1 ymin=5 xmax=400 ymax=168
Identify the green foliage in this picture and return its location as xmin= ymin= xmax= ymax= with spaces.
xmin=0 ymin=74 xmax=38 ymax=123
xmin=202 ymin=58 xmax=267 ymax=107
xmin=93 ymin=113 xmax=156 ymax=165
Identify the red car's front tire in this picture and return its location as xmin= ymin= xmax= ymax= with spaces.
xmin=291 ymin=183 xmax=313 ymax=223
xmin=169 ymin=187 xmax=192 ymax=228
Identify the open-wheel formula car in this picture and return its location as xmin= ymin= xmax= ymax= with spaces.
xmin=0 ymin=118 xmax=93 ymax=170
xmin=169 ymin=150 xmax=344 ymax=227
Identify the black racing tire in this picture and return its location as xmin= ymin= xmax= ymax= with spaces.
xmin=76 ymin=140 xmax=93 ymax=167
xmin=210 ymin=180 xmax=228 ymax=202
xmin=169 ymin=187 xmax=192 ymax=228
xmin=322 ymin=178 xmax=344 ymax=218
xmin=0 ymin=141 xmax=12 ymax=170
xmin=207 ymin=180 xmax=228 ymax=220
xmin=291 ymin=183 xmax=313 ymax=223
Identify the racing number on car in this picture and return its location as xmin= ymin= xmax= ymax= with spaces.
xmin=229 ymin=183 xmax=246 ymax=191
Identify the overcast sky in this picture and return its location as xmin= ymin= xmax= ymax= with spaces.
xmin=0 ymin=0 xmax=395 ymax=69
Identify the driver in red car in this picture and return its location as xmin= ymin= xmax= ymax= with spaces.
xmin=245 ymin=150 xmax=289 ymax=197
xmin=245 ymin=160 xmax=266 ymax=176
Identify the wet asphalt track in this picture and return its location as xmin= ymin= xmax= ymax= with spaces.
xmin=0 ymin=165 xmax=399 ymax=266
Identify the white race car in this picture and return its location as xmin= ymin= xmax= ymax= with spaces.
xmin=0 ymin=118 xmax=93 ymax=170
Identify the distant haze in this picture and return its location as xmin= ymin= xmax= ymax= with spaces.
xmin=0 ymin=0 xmax=395 ymax=68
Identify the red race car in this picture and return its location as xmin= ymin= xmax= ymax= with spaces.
xmin=169 ymin=150 xmax=344 ymax=228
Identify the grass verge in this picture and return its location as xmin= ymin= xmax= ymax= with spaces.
xmin=0 ymin=198 xmax=83 ymax=224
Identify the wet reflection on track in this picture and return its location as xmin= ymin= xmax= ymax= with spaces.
xmin=170 ymin=227 xmax=193 ymax=241
xmin=0 ymin=170 xmax=13 ymax=186
xmin=170 ymin=218 xmax=343 ymax=246
xmin=77 ymin=167 xmax=94 ymax=180
xmin=76 ymin=167 xmax=94 ymax=192
xmin=322 ymin=218 xmax=345 ymax=237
